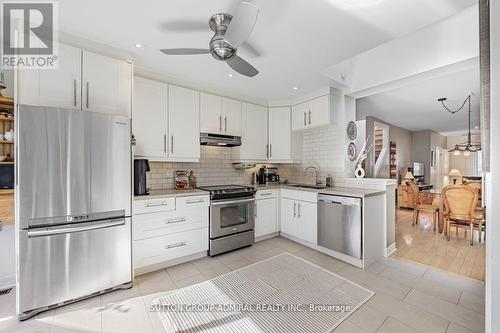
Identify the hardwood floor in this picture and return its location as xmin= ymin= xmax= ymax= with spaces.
xmin=392 ymin=208 xmax=485 ymax=281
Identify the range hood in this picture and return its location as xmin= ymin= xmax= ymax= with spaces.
xmin=200 ymin=132 xmax=241 ymax=147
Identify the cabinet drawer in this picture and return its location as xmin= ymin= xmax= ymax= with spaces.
xmin=281 ymin=189 xmax=317 ymax=203
xmin=256 ymin=189 xmax=277 ymax=199
xmin=133 ymin=228 xmax=208 ymax=269
xmin=133 ymin=208 xmax=208 ymax=240
xmin=176 ymin=195 xmax=209 ymax=210
xmin=133 ymin=197 xmax=175 ymax=215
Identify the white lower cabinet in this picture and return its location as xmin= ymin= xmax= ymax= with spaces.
xmin=280 ymin=192 xmax=317 ymax=244
xmin=255 ymin=190 xmax=278 ymax=238
xmin=132 ymin=195 xmax=209 ymax=273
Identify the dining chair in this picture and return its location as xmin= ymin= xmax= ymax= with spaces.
xmin=464 ymin=180 xmax=486 ymax=242
xmin=408 ymin=182 xmax=439 ymax=232
xmin=442 ymin=185 xmax=483 ymax=245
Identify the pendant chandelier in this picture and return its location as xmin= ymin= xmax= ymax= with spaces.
xmin=437 ymin=94 xmax=481 ymax=156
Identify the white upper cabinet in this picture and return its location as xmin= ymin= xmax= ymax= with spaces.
xmin=292 ymin=94 xmax=332 ymax=131
xmin=82 ymin=51 xmax=132 ymax=117
xmin=200 ymin=92 xmax=223 ymax=134
xmin=200 ymin=94 xmax=241 ymax=136
xmin=268 ymin=107 xmax=292 ymax=162
xmin=168 ymin=85 xmax=200 ymax=161
xmin=233 ymin=103 xmax=268 ymax=162
xmin=222 ymin=98 xmax=242 ymax=136
xmin=133 ymin=77 xmax=167 ymax=159
xmin=291 ymin=102 xmax=308 ymax=131
xmin=17 ymin=43 xmax=82 ymax=109
xmin=17 ymin=43 xmax=132 ymax=117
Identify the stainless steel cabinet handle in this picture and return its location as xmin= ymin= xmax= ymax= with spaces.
xmin=293 ymin=202 xmax=296 ymax=218
xmin=266 ymin=144 xmax=269 ymax=158
xmin=303 ymin=112 xmax=306 ymax=126
xmin=145 ymin=202 xmax=169 ymax=207
xmin=165 ymin=218 xmax=186 ymax=224
xmin=254 ymin=204 xmax=257 ymax=218
xmin=270 ymin=144 xmax=272 ymax=158
xmin=86 ymin=81 xmax=89 ymax=109
xmin=219 ymin=116 xmax=222 ymax=132
xmin=298 ymin=203 xmax=301 ymax=218
xmin=73 ymin=79 xmax=77 ymax=107
xmin=165 ymin=242 xmax=187 ymax=249
xmin=163 ymin=134 xmax=167 ymax=153
xmin=259 ymin=193 xmax=273 ymax=197
xmin=185 ymin=199 xmax=204 ymax=204
xmin=171 ymin=135 xmax=174 ymax=154
xmin=224 ymin=116 xmax=227 ymax=132
xmin=308 ymin=110 xmax=311 ymax=125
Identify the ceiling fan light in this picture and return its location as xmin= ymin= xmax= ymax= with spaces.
xmin=463 ymin=150 xmax=471 ymax=156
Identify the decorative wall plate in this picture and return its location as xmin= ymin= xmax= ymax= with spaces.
xmin=347 ymin=121 xmax=357 ymax=140
xmin=347 ymin=142 xmax=357 ymax=161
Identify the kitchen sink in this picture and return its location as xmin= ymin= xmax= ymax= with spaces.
xmin=288 ymin=184 xmax=328 ymax=189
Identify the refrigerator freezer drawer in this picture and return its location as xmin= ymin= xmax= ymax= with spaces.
xmin=17 ymin=218 xmax=132 ymax=315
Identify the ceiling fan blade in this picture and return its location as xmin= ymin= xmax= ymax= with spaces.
xmin=160 ymin=48 xmax=210 ymax=55
xmin=227 ymin=55 xmax=259 ymax=77
xmin=224 ymin=2 xmax=259 ymax=48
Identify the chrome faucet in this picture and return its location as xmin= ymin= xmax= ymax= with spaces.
xmin=304 ymin=166 xmax=322 ymax=186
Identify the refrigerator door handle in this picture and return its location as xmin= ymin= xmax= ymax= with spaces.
xmin=27 ymin=219 xmax=125 ymax=238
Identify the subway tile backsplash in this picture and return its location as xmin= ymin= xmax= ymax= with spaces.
xmin=147 ymin=125 xmax=348 ymax=189
xmin=146 ymin=146 xmax=258 ymax=190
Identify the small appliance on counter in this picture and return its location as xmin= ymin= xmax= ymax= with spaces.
xmin=265 ymin=167 xmax=280 ymax=183
xmin=134 ymin=159 xmax=150 ymax=195
xmin=256 ymin=166 xmax=266 ymax=184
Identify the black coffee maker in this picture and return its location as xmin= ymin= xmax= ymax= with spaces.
xmin=134 ymin=159 xmax=150 ymax=195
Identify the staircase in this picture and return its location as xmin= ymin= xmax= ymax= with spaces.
xmin=374 ymin=128 xmax=383 ymax=161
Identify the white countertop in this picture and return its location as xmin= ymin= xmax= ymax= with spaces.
xmin=134 ymin=184 xmax=385 ymax=200
xmin=255 ymin=184 xmax=385 ymax=198
xmin=134 ymin=188 xmax=208 ymax=200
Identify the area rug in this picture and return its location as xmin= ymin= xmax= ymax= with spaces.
xmin=153 ymin=253 xmax=374 ymax=333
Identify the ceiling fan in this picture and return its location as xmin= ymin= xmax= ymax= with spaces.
xmin=160 ymin=2 xmax=260 ymax=77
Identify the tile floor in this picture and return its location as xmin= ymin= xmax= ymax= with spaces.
xmin=0 ymin=236 xmax=485 ymax=333
xmin=392 ymin=208 xmax=486 ymax=281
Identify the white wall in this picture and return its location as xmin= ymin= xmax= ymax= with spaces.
xmin=486 ymin=0 xmax=499 ymax=331
xmin=0 ymin=225 xmax=15 ymax=288
xmin=324 ymin=5 xmax=479 ymax=98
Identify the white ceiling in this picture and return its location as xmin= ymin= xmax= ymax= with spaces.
xmin=58 ymin=0 xmax=476 ymax=102
xmin=356 ymin=67 xmax=480 ymax=134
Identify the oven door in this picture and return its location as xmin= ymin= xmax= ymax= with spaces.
xmin=210 ymin=197 xmax=255 ymax=238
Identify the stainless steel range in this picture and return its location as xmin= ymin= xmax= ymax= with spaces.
xmin=197 ymin=185 xmax=256 ymax=256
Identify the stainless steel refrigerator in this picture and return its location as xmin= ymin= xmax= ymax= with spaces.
xmin=16 ymin=105 xmax=132 ymax=320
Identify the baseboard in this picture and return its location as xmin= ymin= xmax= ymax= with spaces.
xmin=255 ymin=232 xmax=279 ymax=242
xmin=134 ymin=251 xmax=207 ymax=277
xmin=385 ymin=243 xmax=397 ymax=257
xmin=0 ymin=275 xmax=15 ymax=290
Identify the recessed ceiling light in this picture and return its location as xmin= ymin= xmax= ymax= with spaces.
xmin=228 ymin=73 xmax=233 ymax=78
xmin=474 ymin=125 xmax=479 ymax=129
xmin=135 ymin=43 xmax=144 ymax=49
xmin=292 ymin=87 xmax=299 ymax=91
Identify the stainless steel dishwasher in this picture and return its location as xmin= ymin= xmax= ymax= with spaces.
xmin=317 ymin=194 xmax=362 ymax=259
